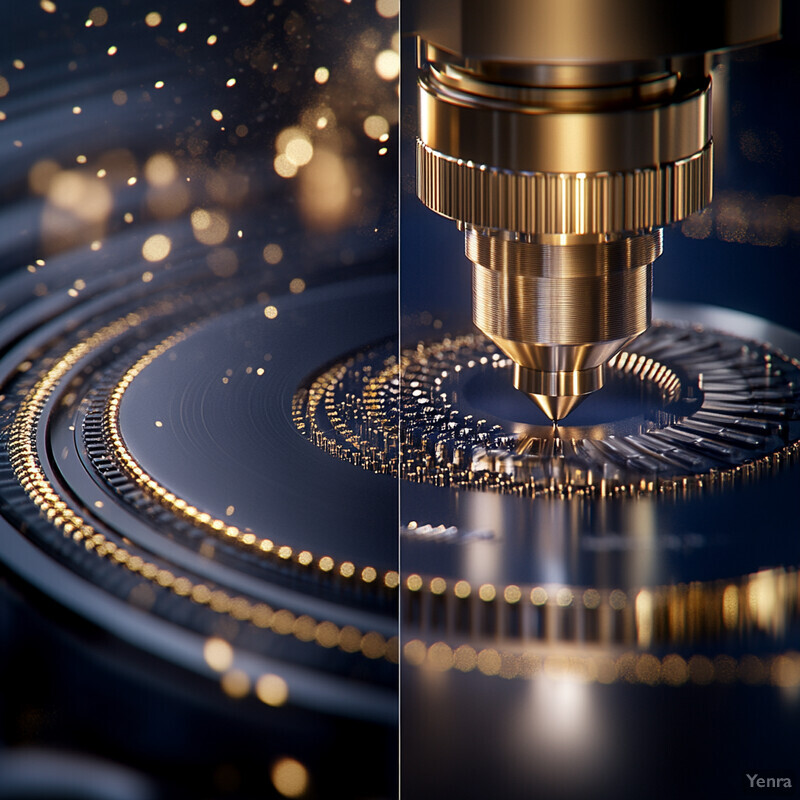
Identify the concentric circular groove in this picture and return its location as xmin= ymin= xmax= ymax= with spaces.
xmin=7 ymin=309 xmax=398 ymax=663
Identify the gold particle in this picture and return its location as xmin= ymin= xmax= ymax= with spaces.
xmin=226 ymin=78 xmax=236 ymax=88
xmin=374 ymin=49 xmax=399 ymax=81
xmin=477 ymin=648 xmax=502 ymax=676
xmin=96 ymin=168 xmax=107 ymax=178
xmin=403 ymin=640 xmax=426 ymax=666
xmin=375 ymin=0 xmax=399 ymax=17
xmin=190 ymin=208 xmax=229 ymax=245
xmin=384 ymin=571 xmax=399 ymax=588
xmin=478 ymin=584 xmax=496 ymax=602
xmin=363 ymin=115 xmax=389 ymax=140
xmin=361 ymin=566 xmax=377 ymax=583
xmin=339 ymin=561 xmax=355 ymax=578
xmin=583 ymin=588 xmax=601 ymax=609
xmin=454 ymin=580 xmax=471 ymax=599
xmin=430 ymin=577 xmax=446 ymax=595
xmin=72 ymin=106 xmax=82 ymax=115
xmin=406 ymin=574 xmax=423 ymax=592
xmin=154 ymin=420 xmax=163 ymax=427
xmin=127 ymin=176 xmax=137 ymax=186
xmin=427 ymin=641 xmax=454 ymax=672
xmin=454 ymin=644 xmax=478 ymax=672
xmin=318 ymin=556 xmax=334 ymax=572
xmin=13 ymin=60 xmax=25 ymax=70
xmin=0 ymin=111 xmax=6 ymax=121
xmin=141 ymin=271 xmax=153 ymax=283
xmin=256 ymin=674 xmax=288 ymax=707
xmin=144 ymin=11 xmax=162 ymax=27
xmin=90 ymin=241 xmax=101 ymax=251
xmin=262 ymin=243 xmax=283 ymax=264
xmin=225 ymin=505 xmax=235 ymax=516
xmin=314 ymin=67 xmax=329 ymax=84
xmin=177 ymin=22 xmax=187 ymax=32
xmin=556 ymin=587 xmax=574 ymax=607
xmin=203 ymin=637 xmax=233 ymax=672
xmin=94 ymin=500 xmax=103 ymax=508
xmin=289 ymin=278 xmax=305 ymax=294
xmin=76 ymin=154 xmax=87 ymax=164
xmin=270 ymin=758 xmax=308 ymax=799
xmin=107 ymin=45 xmax=118 ymax=55
xmin=316 ymin=117 xmax=327 ymax=129
xmin=263 ymin=305 xmax=278 ymax=320
xmin=154 ymin=80 xmax=164 ymax=89
xmin=609 ymin=589 xmax=628 ymax=610
xmin=211 ymin=108 xmax=223 ymax=122
xmin=273 ymin=154 xmax=297 ymax=179
xmin=40 ymin=0 xmax=57 ymax=11
xmin=378 ymin=147 xmax=388 ymax=156
xmin=144 ymin=152 xmax=177 ymax=187
xmin=88 ymin=6 xmax=108 ymax=26
xmin=256 ymin=367 xmax=265 ymax=376
xmin=504 ymin=585 xmax=522 ymax=604
xmin=661 ymin=654 xmax=689 ymax=686
xmin=221 ymin=669 xmax=250 ymax=698
xmin=123 ymin=212 xmax=134 ymax=223
xmin=206 ymin=34 xmax=218 ymax=45
xmin=112 ymin=89 xmax=127 ymax=105
xmin=284 ymin=137 xmax=313 ymax=167
xmin=0 ymin=78 xmax=8 ymax=98
xmin=239 ymin=0 xmax=257 ymax=5
xmin=531 ymin=587 xmax=548 ymax=606
xmin=142 ymin=234 xmax=172 ymax=262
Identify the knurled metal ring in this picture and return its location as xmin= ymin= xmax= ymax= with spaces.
xmin=417 ymin=139 xmax=713 ymax=235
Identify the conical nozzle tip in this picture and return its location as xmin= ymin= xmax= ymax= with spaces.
xmin=529 ymin=393 xmax=587 ymax=424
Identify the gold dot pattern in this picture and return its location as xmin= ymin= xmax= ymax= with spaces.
xmin=7 ymin=310 xmax=398 ymax=663
xmin=403 ymin=639 xmax=800 ymax=688
xmin=403 ymin=567 xmax=800 ymax=650
xmin=103 ymin=330 xmax=399 ymax=592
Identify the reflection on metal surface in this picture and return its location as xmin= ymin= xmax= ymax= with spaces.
xmin=403 ymin=637 xmax=800 ymax=688
xmin=400 ymin=565 xmax=800 ymax=651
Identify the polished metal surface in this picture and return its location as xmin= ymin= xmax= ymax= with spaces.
xmin=410 ymin=0 xmax=780 ymax=63
xmin=468 ymin=228 xmax=660 ymax=419
xmin=413 ymin=0 xmax=779 ymax=421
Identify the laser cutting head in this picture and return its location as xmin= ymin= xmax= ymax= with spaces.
xmin=413 ymin=0 xmax=781 ymax=422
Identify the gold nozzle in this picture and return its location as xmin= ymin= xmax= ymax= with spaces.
xmin=414 ymin=0 xmax=780 ymax=421
xmin=469 ymin=229 xmax=662 ymax=422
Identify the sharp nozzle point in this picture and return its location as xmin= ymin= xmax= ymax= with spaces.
xmin=528 ymin=393 xmax=587 ymax=425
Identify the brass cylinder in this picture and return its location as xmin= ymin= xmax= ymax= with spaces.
xmin=412 ymin=0 xmax=781 ymax=420
xmin=469 ymin=228 xmax=662 ymax=395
